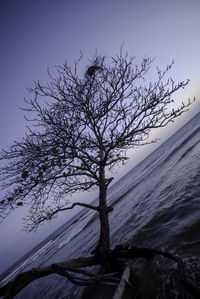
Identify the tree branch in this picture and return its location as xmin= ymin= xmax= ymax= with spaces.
xmin=1 ymin=246 xmax=200 ymax=298
xmin=0 ymin=255 xmax=99 ymax=299
xmin=113 ymin=245 xmax=200 ymax=297
xmin=49 ymin=202 xmax=100 ymax=214
xmin=53 ymin=264 xmax=119 ymax=287
xmin=23 ymin=201 xmax=100 ymax=232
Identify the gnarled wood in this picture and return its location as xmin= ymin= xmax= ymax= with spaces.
xmin=0 ymin=255 xmax=98 ymax=299
xmin=1 ymin=245 xmax=200 ymax=299
xmin=112 ymin=263 xmax=131 ymax=299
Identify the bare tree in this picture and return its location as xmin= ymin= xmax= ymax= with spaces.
xmin=0 ymin=50 xmax=197 ymax=298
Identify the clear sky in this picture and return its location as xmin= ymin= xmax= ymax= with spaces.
xmin=0 ymin=0 xmax=200 ymax=273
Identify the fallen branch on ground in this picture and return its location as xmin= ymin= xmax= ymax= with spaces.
xmin=112 ymin=263 xmax=131 ymax=299
xmin=0 ymin=255 xmax=99 ymax=299
xmin=1 ymin=245 xmax=200 ymax=299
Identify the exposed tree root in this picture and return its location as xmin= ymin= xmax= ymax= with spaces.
xmin=0 ymin=255 xmax=99 ymax=299
xmin=0 ymin=245 xmax=200 ymax=299
xmin=112 ymin=263 xmax=131 ymax=299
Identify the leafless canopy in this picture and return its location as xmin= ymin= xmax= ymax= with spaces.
xmin=0 ymin=50 xmax=194 ymax=230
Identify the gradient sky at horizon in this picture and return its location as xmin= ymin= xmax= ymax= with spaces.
xmin=0 ymin=0 xmax=200 ymax=273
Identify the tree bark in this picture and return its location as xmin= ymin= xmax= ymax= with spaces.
xmin=98 ymin=185 xmax=110 ymax=252
xmin=98 ymin=163 xmax=110 ymax=253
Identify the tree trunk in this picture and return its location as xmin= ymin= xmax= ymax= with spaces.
xmin=98 ymin=163 xmax=110 ymax=253
xmin=98 ymin=185 xmax=110 ymax=252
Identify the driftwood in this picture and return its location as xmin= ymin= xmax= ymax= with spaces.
xmin=0 ymin=255 xmax=99 ymax=299
xmin=112 ymin=263 xmax=131 ymax=299
xmin=1 ymin=245 xmax=200 ymax=299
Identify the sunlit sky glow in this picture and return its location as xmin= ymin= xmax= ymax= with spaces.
xmin=0 ymin=0 xmax=200 ymax=273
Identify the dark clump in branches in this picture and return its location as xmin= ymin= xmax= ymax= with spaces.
xmin=86 ymin=65 xmax=102 ymax=77
xmin=0 ymin=49 xmax=196 ymax=298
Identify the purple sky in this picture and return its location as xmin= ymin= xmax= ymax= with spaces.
xmin=0 ymin=0 xmax=200 ymax=273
